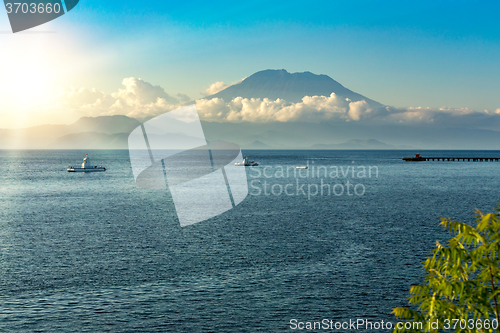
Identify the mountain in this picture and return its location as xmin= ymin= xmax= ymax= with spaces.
xmin=200 ymin=121 xmax=500 ymax=150
xmin=241 ymin=140 xmax=274 ymax=149
xmin=49 ymin=132 xmax=130 ymax=149
xmin=311 ymin=139 xmax=412 ymax=149
xmin=205 ymin=69 xmax=383 ymax=108
xmin=0 ymin=115 xmax=139 ymax=149
xmin=3 ymin=113 xmax=500 ymax=150
xmin=312 ymin=139 xmax=393 ymax=149
xmin=69 ymin=115 xmax=140 ymax=135
xmin=239 ymin=138 xmax=406 ymax=150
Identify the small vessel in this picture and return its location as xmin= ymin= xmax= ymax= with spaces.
xmin=68 ymin=154 xmax=106 ymax=172
xmin=235 ymin=156 xmax=259 ymax=166
xmin=402 ymin=153 xmax=426 ymax=162
xmin=296 ymin=166 xmax=308 ymax=169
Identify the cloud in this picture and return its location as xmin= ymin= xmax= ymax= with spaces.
xmin=383 ymin=106 xmax=479 ymax=124
xmin=347 ymin=100 xmax=371 ymax=121
xmin=195 ymin=94 xmax=500 ymax=131
xmin=46 ymin=77 xmax=500 ymax=132
xmin=196 ymin=93 xmax=375 ymax=122
xmin=57 ymin=87 xmax=107 ymax=107
xmin=112 ymin=77 xmax=179 ymax=105
xmin=176 ymin=93 xmax=191 ymax=104
xmin=54 ymin=78 xmax=188 ymax=120
xmin=202 ymin=78 xmax=246 ymax=96
xmin=203 ymin=81 xmax=230 ymax=96
xmin=51 ymin=78 xmax=379 ymax=124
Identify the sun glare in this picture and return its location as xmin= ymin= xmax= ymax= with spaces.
xmin=0 ymin=33 xmax=67 ymax=127
xmin=10 ymin=62 xmax=52 ymax=109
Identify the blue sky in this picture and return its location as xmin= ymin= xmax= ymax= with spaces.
xmin=0 ymin=0 xmax=499 ymax=127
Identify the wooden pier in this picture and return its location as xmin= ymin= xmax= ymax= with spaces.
xmin=403 ymin=154 xmax=500 ymax=162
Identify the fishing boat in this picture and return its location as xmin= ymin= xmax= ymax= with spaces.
xmin=235 ymin=156 xmax=258 ymax=166
xmin=67 ymin=154 xmax=106 ymax=172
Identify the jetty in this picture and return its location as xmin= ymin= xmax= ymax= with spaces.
xmin=403 ymin=154 xmax=500 ymax=162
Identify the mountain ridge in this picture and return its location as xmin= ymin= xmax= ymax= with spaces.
xmin=0 ymin=115 xmax=139 ymax=149
xmin=204 ymin=69 xmax=383 ymax=108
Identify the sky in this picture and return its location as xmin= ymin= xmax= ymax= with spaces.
xmin=0 ymin=0 xmax=499 ymax=128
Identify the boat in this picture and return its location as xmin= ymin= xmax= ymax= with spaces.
xmin=67 ymin=154 xmax=106 ymax=172
xmin=235 ymin=156 xmax=259 ymax=166
xmin=402 ymin=154 xmax=426 ymax=162
xmin=296 ymin=166 xmax=308 ymax=169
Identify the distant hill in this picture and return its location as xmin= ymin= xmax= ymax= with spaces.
xmin=200 ymin=121 xmax=500 ymax=150
xmin=204 ymin=69 xmax=383 ymax=108
xmin=49 ymin=132 xmax=130 ymax=149
xmin=3 ymin=114 xmax=500 ymax=149
xmin=0 ymin=115 xmax=139 ymax=149
xmin=237 ymin=139 xmax=408 ymax=150
xmin=311 ymin=139 xmax=410 ymax=149
xmin=241 ymin=140 xmax=274 ymax=149
xmin=69 ymin=115 xmax=140 ymax=135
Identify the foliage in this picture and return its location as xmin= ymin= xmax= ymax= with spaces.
xmin=393 ymin=206 xmax=500 ymax=332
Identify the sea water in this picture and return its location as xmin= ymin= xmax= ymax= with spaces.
xmin=1 ymin=150 xmax=499 ymax=332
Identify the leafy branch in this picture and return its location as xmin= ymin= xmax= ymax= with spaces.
xmin=393 ymin=206 xmax=500 ymax=333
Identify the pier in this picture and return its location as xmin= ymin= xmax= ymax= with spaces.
xmin=403 ymin=154 xmax=500 ymax=162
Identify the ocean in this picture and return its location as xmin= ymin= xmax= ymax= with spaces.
xmin=1 ymin=149 xmax=499 ymax=332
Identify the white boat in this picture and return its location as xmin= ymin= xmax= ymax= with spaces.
xmin=235 ymin=156 xmax=259 ymax=166
xmin=67 ymin=154 xmax=106 ymax=172
xmin=296 ymin=166 xmax=308 ymax=169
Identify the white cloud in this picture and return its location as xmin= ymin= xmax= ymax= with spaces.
xmin=38 ymin=77 xmax=500 ymax=131
xmin=56 ymin=87 xmax=112 ymax=111
xmin=196 ymin=95 xmax=500 ymax=131
xmin=196 ymin=93 xmax=374 ymax=122
xmin=347 ymin=100 xmax=371 ymax=121
xmin=111 ymin=78 xmax=179 ymax=105
xmin=203 ymin=81 xmax=230 ymax=96
xmin=53 ymin=78 xmax=188 ymax=120
xmin=384 ymin=106 xmax=477 ymax=123
xmin=202 ymin=78 xmax=246 ymax=96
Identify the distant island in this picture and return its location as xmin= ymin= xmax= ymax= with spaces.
xmin=0 ymin=114 xmax=408 ymax=150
